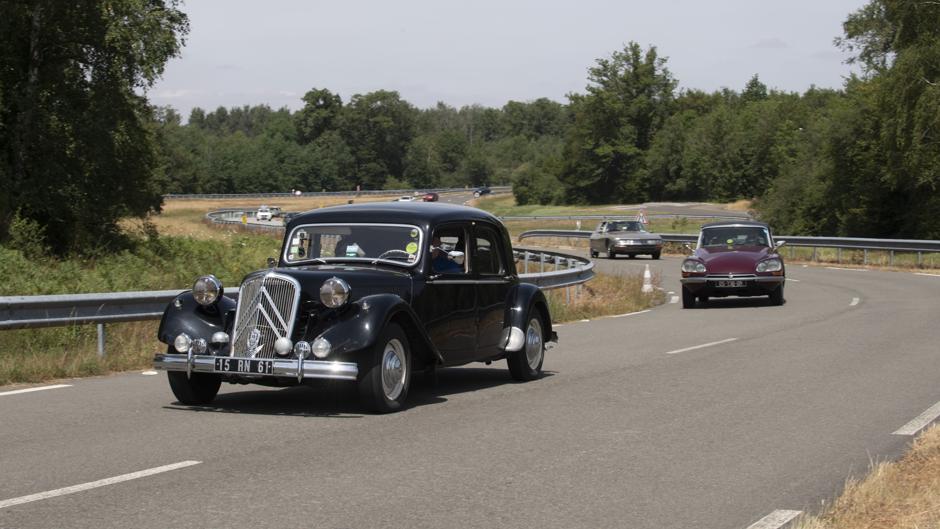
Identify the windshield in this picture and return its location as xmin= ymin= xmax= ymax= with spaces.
xmin=607 ymin=221 xmax=644 ymax=232
xmin=283 ymin=223 xmax=424 ymax=267
xmin=699 ymin=226 xmax=770 ymax=248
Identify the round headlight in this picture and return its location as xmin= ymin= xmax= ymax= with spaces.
xmin=192 ymin=275 xmax=223 ymax=306
xmin=174 ymin=333 xmax=192 ymax=353
xmin=274 ymin=337 xmax=293 ymax=357
xmin=311 ymin=337 xmax=331 ymax=359
xmin=320 ymin=277 xmax=350 ymax=308
xmin=757 ymin=259 xmax=782 ymax=273
xmin=682 ymin=260 xmax=707 ymax=273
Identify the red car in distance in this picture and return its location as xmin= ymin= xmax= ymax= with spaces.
xmin=680 ymin=221 xmax=786 ymax=308
xmin=422 ymin=192 xmax=439 ymax=202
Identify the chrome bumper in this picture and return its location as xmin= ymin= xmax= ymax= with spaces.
xmin=153 ymin=353 xmax=359 ymax=382
xmin=680 ymin=276 xmax=784 ymax=285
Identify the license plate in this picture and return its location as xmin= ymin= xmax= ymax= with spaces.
xmin=715 ymin=280 xmax=746 ymax=288
xmin=214 ymin=357 xmax=274 ymax=375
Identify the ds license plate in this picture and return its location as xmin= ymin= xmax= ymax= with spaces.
xmin=214 ymin=358 xmax=274 ymax=375
xmin=715 ymin=280 xmax=746 ymax=288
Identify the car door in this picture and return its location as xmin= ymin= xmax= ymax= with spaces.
xmin=471 ymin=223 xmax=513 ymax=359
xmin=418 ymin=223 xmax=478 ymax=365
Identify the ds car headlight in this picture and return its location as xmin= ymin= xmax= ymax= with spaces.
xmin=681 ymin=260 xmax=706 ymax=273
xmin=757 ymin=259 xmax=783 ymax=273
xmin=320 ymin=277 xmax=350 ymax=308
xmin=192 ymin=275 xmax=223 ymax=306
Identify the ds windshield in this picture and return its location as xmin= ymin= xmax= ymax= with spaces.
xmin=608 ymin=221 xmax=644 ymax=232
xmin=700 ymin=227 xmax=770 ymax=248
xmin=283 ymin=224 xmax=424 ymax=267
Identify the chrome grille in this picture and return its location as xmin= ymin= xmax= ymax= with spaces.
xmin=231 ymin=272 xmax=300 ymax=359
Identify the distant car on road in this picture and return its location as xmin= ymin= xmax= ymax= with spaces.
xmin=680 ymin=221 xmax=786 ymax=308
xmin=473 ymin=186 xmax=491 ymax=198
xmin=256 ymin=205 xmax=272 ymax=221
xmin=153 ymin=202 xmax=556 ymax=412
xmin=394 ymin=196 xmax=415 ymax=202
xmin=589 ymin=220 xmax=663 ymax=259
xmin=422 ymin=192 xmax=439 ymax=202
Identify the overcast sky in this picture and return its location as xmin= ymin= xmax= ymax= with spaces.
xmin=150 ymin=0 xmax=868 ymax=118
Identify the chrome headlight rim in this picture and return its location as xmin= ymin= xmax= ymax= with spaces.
xmin=320 ymin=277 xmax=351 ymax=308
xmin=682 ymin=260 xmax=706 ymax=273
xmin=757 ymin=258 xmax=783 ymax=273
xmin=192 ymin=275 xmax=223 ymax=306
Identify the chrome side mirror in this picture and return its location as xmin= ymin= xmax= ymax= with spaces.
xmin=448 ymin=251 xmax=465 ymax=265
xmin=775 ymin=240 xmax=787 ymax=250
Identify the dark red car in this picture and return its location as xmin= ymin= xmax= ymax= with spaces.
xmin=680 ymin=221 xmax=786 ymax=308
xmin=422 ymin=192 xmax=439 ymax=202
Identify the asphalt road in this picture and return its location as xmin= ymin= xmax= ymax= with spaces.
xmin=3 ymin=258 xmax=940 ymax=528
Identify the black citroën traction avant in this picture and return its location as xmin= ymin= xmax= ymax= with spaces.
xmin=154 ymin=202 xmax=557 ymax=413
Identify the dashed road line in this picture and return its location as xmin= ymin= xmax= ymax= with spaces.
xmin=786 ymin=278 xmax=801 ymax=282
xmin=669 ymin=295 xmax=679 ymax=304
xmin=0 ymin=461 xmax=202 ymax=510
xmin=746 ymin=510 xmax=802 ymax=529
xmin=915 ymin=273 xmax=940 ymax=278
xmin=665 ymin=338 xmax=737 ymax=355
xmin=849 ymin=297 xmax=860 ymax=306
xmin=141 ymin=370 xmax=159 ymax=376
xmin=826 ymin=267 xmax=868 ymax=272
xmin=609 ymin=309 xmax=651 ymax=318
xmin=0 ymin=384 xmax=72 ymax=397
xmin=893 ymin=401 xmax=940 ymax=436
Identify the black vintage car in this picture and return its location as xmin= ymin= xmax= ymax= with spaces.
xmin=154 ymin=203 xmax=556 ymax=412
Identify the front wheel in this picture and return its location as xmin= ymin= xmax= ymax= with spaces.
xmin=590 ymin=248 xmax=599 ymax=258
xmin=652 ymin=251 xmax=661 ymax=260
xmin=167 ymin=371 xmax=221 ymax=405
xmin=681 ymin=287 xmax=696 ymax=309
xmin=508 ymin=314 xmax=545 ymax=381
xmin=358 ymin=323 xmax=412 ymax=413
xmin=769 ymin=283 xmax=785 ymax=306
xmin=607 ymin=244 xmax=616 ymax=259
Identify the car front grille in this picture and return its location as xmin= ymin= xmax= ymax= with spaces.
xmin=231 ymin=272 xmax=300 ymax=359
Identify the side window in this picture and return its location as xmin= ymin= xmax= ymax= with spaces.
xmin=430 ymin=225 xmax=467 ymax=275
xmin=474 ymin=225 xmax=505 ymax=276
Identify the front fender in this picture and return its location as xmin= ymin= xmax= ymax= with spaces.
xmin=157 ymin=291 xmax=236 ymax=345
xmin=317 ymin=294 xmax=443 ymax=363
xmin=502 ymin=283 xmax=554 ymax=351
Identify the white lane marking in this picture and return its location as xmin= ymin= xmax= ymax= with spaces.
xmin=746 ymin=510 xmax=802 ymax=529
xmin=610 ymin=309 xmax=650 ymax=318
xmin=0 ymin=384 xmax=72 ymax=397
xmin=915 ymin=273 xmax=940 ymax=278
xmin=141 ymin=370 xmax=159 ymax=376
xmin=786 ymin=278 xmax=801 ymax=282
xmin=826 ymin=267 xmax=868 ymax=272
xmin=849 ymin=297 xmax=860 ymax=306
xmin=669 ymin=295 xmax=679 ymax=304
xmin=0 ymin=461 xmax=201 ymax=510
xmin=664 ymin=338 xmax=737 ymax=355
xmin=579 ymin=319 xmax=590 ymax=323
xmin=893 ymin=401 xmax=940 ymax=436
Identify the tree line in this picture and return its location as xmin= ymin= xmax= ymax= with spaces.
xmin=2 ymin=0 xmax=938 ymax=256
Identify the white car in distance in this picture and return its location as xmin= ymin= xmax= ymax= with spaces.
xmin=256 ymin=205 xmax=273 ymax=221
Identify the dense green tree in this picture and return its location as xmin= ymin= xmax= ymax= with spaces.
xmin=339 ymin=90 xmax=416 ymax=189
xmin=296 ymin=88 xmax=343 ymax=144
xmin=0 ymin=0 xmax=189 ymax=253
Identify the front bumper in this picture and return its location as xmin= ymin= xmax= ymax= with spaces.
xmin=610 ymin=243 xmax=662 ymax=254
xmin=680 ymin=275 xmax=784 ymax=297
xmin=154 ymin=353 xmax=359 ymax=382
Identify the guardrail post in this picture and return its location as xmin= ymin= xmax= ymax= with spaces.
xmin=918 ymin=251 xmax=923 ymax=268
xmin=540 ymin=253 xmax=545 ymax=274
xmin=890 ymin=250 xmax=895 ymax=267
xmin=863 ymin=249 xmax=868 ymax=265
xmin=524 ymin=252 xmax=529 ymax=274
xmin=812 ymin=247 xmax=817 ymax=262
xmin=97 ymin=324 xmax=106 ymax=357
xmin=789 ymin=246 xmax=794 ymax=260
xmin=837 ymin=248 xmax=842 ymax=264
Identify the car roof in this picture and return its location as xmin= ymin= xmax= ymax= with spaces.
xmin=701 ymin=220 xmax=769 ymax=229
xmin=287 ymin=202 xmax=502 ymax=228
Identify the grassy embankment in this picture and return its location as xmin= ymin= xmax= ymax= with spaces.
xmin=0 ymin=194 xmax=661 ymax=386
xmin=477 ymin=195 xmax=940 ymax=271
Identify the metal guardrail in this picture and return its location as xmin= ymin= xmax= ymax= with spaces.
xmin=502 ymin=213 xmax=750 ymax=222
xmin=165 ymin=186 xmax=511 ymax=200
xmin=518 ymin=229 xmax=940 ymax=265
xmin=0 ymin=247 xmax=593 ymax=354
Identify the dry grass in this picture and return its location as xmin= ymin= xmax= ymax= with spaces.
xmin=0 ymin=321 xmax=160 ymax=386
xmin=546 ymin=271 xmax=664 ymax=322
xmin=725 ymin=199 xmax=754 ymax=212
xmin=793 ymin=425 xmax=940 ymax=529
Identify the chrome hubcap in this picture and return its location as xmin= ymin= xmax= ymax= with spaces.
xmin=525 ymin=318 xmax=543 ymax=370
xmin=381 ymin=338 xmax=407 ymax=401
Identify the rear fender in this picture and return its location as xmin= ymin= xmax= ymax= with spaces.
xmin=157 ymin=291 xmax=236 ymax=344
xmin=501 ymin=283 xmax=554 ymax=352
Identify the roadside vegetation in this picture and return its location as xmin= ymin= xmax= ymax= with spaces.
xmin=793 ymin=424 xmax=940 ymax=529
